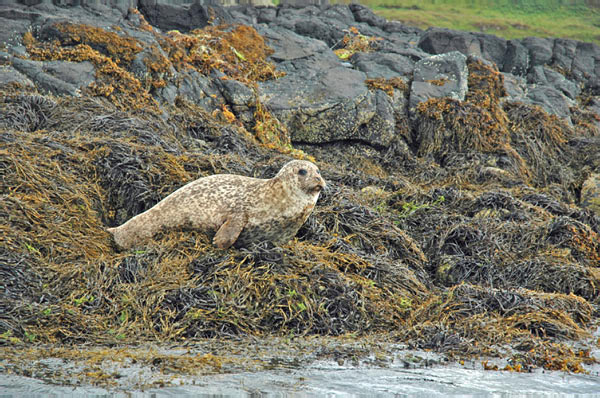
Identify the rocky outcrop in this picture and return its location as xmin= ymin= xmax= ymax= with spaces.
xmin=3 ymin=1 xmax=598 ymax=135
xmin=1 ymin=0 xmax=599 ymax=191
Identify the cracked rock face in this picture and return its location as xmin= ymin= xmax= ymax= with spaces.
xmin=2 ymin=0 xmax=600 ymax=141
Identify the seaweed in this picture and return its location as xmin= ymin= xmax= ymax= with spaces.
xmin=1 ymin=15 xmax=600 ymax=384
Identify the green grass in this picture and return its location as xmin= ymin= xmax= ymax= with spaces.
xmin=340 ymin=0 xmax=600 ymax=45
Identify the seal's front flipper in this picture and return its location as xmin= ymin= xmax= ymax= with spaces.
xmin=213 ymin=213 xmax=246 ymax=249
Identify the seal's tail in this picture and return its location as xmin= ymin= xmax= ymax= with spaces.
xmin=106 ymin=225 xmax=127 ymax=249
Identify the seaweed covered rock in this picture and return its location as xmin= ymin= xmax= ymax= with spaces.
xmin=408 ymin=51 xmax=468 ymax=114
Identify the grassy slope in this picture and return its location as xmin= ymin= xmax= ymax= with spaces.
xmin=344 ymin=0 xmax=600 ymax=45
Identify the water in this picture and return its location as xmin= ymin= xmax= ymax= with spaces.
xmin=2 ymin=361 xmax=600 ymax=397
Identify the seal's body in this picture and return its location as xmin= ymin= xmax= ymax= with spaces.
xmin=107 ymin=160 xmax=326 ymax=249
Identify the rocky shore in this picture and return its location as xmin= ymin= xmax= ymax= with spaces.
xmin=1 ymin=0 xmax=600 ymax=390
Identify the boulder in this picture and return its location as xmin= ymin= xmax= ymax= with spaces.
xmin=521 ymin=36 xmax=553 ymax=67
xmin=273 ymin=5 xmax=321 ymax=32
xmin=409 ymin=51 xmax=468 ymax=113
xmin=552 ymin=38 xmax=578 ymax=72
xmin=259 ymin=65 xmax=394 ymax=146
xmin=168 ymin=69 xmax=226 ymax=112
xmin=351 ymin=52 xmax=414 ymax=79
xmin=43 ymin=60 xmax=96 ymax=89
xmin=526 ymin=85 xmax=573 ymax=122
xmin=418 ymin=28 xmax=481 ymax=57
xmin=257 ymin=6 xmax=277 ymax=24
xmin=572 ymin=41 xmax=600 ymax=82
xmin=0 ymin=64 xmax=35 ymax=89
xmin=383 ymin=20 xmax=422 ymax=36
xmin=349 ymin=3 xmax=387 ymax=29
xmin=320 ymin=4 xmax=356 ymax=26
xmin=292 ymin=16 xmax=347 ymax=47
xmin=501 ymin=72 xmax=527 ymax=102
xmin=417 ymin=27 xmax=507 ymax=68
xmin=137 ymin=1 xmax=232 ymax=32
xmin=8 ymin=56 xmax=83 ymax=96
xmin=279 ymin=0 xmax=327 ymax=6
xmin=528 ymin=66 xmax=580 ymax=100
xmin=255 ymin=24 xmax=395 ymax=146
xmin=502 ymin=39 xmax=528 ymax=76
xmin=0 ymin=10 xmax=39 ymax=51
xmin=259 ymin=24 xmax=332 ymax=65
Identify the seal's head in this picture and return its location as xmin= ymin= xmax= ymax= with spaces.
xmin=275 ymin=160 xmax=326 ymax=199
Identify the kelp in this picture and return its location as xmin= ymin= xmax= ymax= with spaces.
xmin=1 ymin=17 xmax=600 ymax=388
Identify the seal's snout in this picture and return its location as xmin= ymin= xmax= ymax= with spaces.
xmin=310 ymin=176 xmax=326 ymax=195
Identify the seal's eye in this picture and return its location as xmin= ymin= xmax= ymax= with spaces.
xmin=298 ymin=169 xmax=307 ymax=176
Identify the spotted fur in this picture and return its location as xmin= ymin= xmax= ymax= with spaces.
xmin=107 ymin=160 xmax=326 ymax=249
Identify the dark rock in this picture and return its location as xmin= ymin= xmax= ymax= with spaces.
xmin=418 ymin=27 xmax=507 ymax=68
xmin=257 ymin=6 xmax=277 ymax=23
xmin=552 ymin=38 xmax=578 ymax=72
xmin=44 ymin=60 xmax=96 ymax=88
xmin=138 ymin=1 xmax=231 ymax=32
xmin=228 ymin=8 xmax=256 ymax=25
xmin=217 ymin=78 xmax=255 ymax=107
xmin=542 ymin=67 xmax=579 ymax=100
xmin=527 ymin=65 xmax=579 ymax=101
xmin=259 ymin=65 xmax=393 ymax=146
xmin=572 ymin=41 xmax=600 ymax=82
xmin=9 ymin=56 xmax=81 ymax=96
xmin=155 ymin=83 xmax=177 ymax=105
xmin=279 ymin=0 xmax=327 ymax=7
xmin=269 ymin=5 xmax=356 ymax=48
xmin=527 ymin=64 xmax=547 ymax=83
xmin=502 ymin=39 xmax=528 ymax=76
xmin=501 ymin=72 xmax=527 ymax=102
xmin=258 ymin=24 xmax=335 ymax=66
xmin=476 ymin=32 xmax=507 ymax=69
xmin=351 ymin=52 xmax=414 ymax=79
xmin=521 ymin=36 xmax=553 ymax=67
xmin=275 ymin=5 xmax=321 ymax=32
xmin=359 ymin=88 xmax=395 ymax=143
xmin=526 ymin=85 xmax=572 ymax=122
xmin=171 ymin=69 xmax=225 ymax=112
xmin=383 ymin=20 xmax=422 ymax=36
xmin=409 ymin=51 xmax=468 ymax=113
xmin=293 ymin=17 xmax=346 ymax=47
xmin=320 ymin=4 xmax=355 ymax=26
xmin=585 ymin=97 xmax=600 ymax=116
xmin=0 ymin=14 xmax=36 ymax=51
xmin=0 ymin=64 xmax=34 ymax=89
xmin=349 ymin=3 xmax=386 ymax=29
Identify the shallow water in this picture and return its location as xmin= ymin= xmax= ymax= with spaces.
xmin=2 ymin=362 xmax=600 ymax=397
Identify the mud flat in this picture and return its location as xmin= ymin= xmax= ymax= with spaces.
xmin=1 ymin=335 xmax=600 ymax=396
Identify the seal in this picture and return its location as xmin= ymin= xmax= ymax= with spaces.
xmin=107 ymin=160 xmax=326 ymax=250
